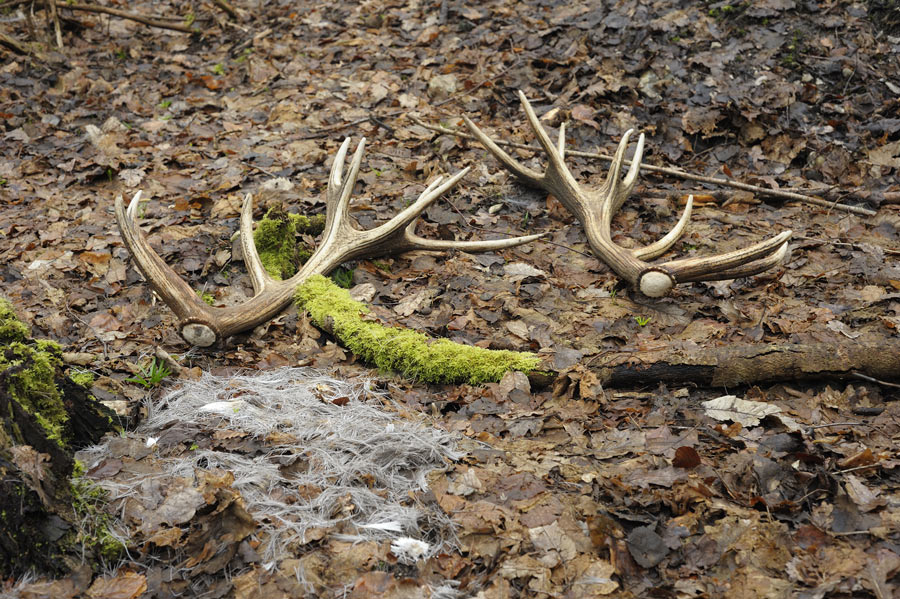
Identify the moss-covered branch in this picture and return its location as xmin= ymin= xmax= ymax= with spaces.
xmin=295 ymin=275 xmax=540 ymax=384
xmin=252 ymin=209 xmax=540 ymax=384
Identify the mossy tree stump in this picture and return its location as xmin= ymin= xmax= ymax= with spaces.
xmin=0 ymin=298 xmax=118 ymax=577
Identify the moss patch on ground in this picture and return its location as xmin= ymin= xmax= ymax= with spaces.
xmin=253 ymin=206 xmax=325 ymax=280
xmin=67 ymin=460 xmax=126 ymax=562
xmin=296 ymin=275 xmax=540 ymax=384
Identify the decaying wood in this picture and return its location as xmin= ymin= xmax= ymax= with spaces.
xmin=464 ymin=91 xmax=792 ymax=298
xmin=589 ymin=340 xmax=900 ymax=388
xmin=0 ymin=366 xmax=117 ymax=577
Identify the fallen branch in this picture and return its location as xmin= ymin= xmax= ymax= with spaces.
xmin=587 ymin=340 xmax=900 ymax=388
xmin=0 ymin=30 xmax=28 ymax=54
xmin=46 ymin=0 xmax=63 ymax=48
xmin=410 ymin=116 xmax=876 ymax=217
xmin=213 ymin=0 xmax=238 ymax=20
xmin=296 ymin=275 xmax=541 ymax=384
xmin=55 ymin=2 xmax=196 ymax=33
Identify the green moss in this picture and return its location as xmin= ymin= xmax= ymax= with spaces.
xmin=254 ymin=205 xmax=299 ymax=280
xmin=253 ymin=208 xmax=326 ymax=280
xmin=67 ymin=463 xmax=126 ymax=561
xmin=0 ymin=298 xmax=69 ymax=446
xmin=289 ymin=212 xmax=326 ymax=236
xmin=68 ymin=369 xmax=95 ymax=388
xmin=295 ymin=275 xmax=540 ymax=384
xmin=197 ymin=289 xmax=216 ymax=305
xmin=0 ymin=297 xmax=29 ymax=343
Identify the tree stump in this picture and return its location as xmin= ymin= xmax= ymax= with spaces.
xmin=0 ymin=298 xmax=118 ymax=577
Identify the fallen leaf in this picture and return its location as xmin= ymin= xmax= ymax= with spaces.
xmin=626 ymin=525 xmax=668 ymax=568
xmin=702 ymin=395 xmax=781 ymax=427
xmin=85 ymin=572 xmax=147 ymax=599
xmin=672 ymin=446 xmax=701 ymax=469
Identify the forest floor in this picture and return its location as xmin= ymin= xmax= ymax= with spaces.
xmin=1 ymin=0 xmax=899 ymax=597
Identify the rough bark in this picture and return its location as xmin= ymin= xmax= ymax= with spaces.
xmin=589 ymin=340 xmax=900 ymax=388
xmin=0 ymin=358 xmax=117 ymax=577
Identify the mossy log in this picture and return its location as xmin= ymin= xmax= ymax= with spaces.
xmin=0 ymin=298 xmax=118 ymax=577
xmin=295 ymin=275 xmax=541 ymax=384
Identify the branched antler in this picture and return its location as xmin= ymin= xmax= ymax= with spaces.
xmin=464 ymin=91 xmax=792 ymax=297
xmin=116 ymin=138 xmax=542 ymax=347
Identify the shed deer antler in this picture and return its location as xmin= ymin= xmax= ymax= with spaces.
xmin=463 ymin=91 xmax=792 ymax=297
xmin=116 ymin=137 xmax=542 ymax=347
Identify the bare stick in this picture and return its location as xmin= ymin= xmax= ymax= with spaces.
xmin=55 ymin=2 xmax=196 ymax=33
xmin=410 ymin=116 xmax=877 ymax=217
xmin=46 ymin=0 xmax=63 ymax=48
xmin=213 ymin=0 xmax=238 ymax=20
xmin=0 ymin=30 xmax=29 ymax=54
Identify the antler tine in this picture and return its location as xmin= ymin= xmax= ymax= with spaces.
xmin=240 ymin=193 xmax=273 ymax=294
xmin=399 ymin=177 xmax=545 ymax=252
xmin=633 ymin=195 xmax=694 ymax=260
xmin=325 ymin=137 xmax=364 ymax=232
xmin=688 ymin=241 xmax=790 ymax=282
xmin=607 ymin=130 xmax=642 ymax=213
xmin=338 ymin=164 xmax=544 ymax=257
xmin=398 ymin=168 xmax=545 ymax=252
xmin=462 ymin=117 xmax=543 ymax=188
xmin=514 ymin=90 xmax=584 ymax=204
xmin=116 ymin=191 xmax=222 ymax=347
xmin=115 ymin=139 xmax=541 ymax=347
xmin=465 ymin=89 xmax=792 ymax=298
xmin=660 ymin=229 xmax=792 ymax=282
xmin=601 ymin=132 xmax=694 ymax=262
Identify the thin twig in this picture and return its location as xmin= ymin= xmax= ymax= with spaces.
xmin=303 ymin=57 xmax=523 ymax=138
xmin=368 ymin=115 xmax=394 ymax=135
xmin=46 ymin=0 xmax=63 ymax=48
xmin=410 ymin=117 xmax=877 ymax=217
xmin=791 ymin=234 xmax=900 ymax=256
xmin=213 ymin=0 xmax=238 ymax=20
xmin=851 ymin=371 xmax=900 ymax=389
xmin=641 ymin=188 xmax=763 ymax=205
xmin=833 ymin=464 xmax=880 ymax=475
xmin=55 ymin=2 xmax=196 ymax=33
xmin=0 ymin=30 xmax=29 ymax=54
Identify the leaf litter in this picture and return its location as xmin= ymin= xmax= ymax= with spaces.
xmin=75 ymin=368 xmax=464 ymax=596
xmin=0 ymin=0 xmax=899 ymax=597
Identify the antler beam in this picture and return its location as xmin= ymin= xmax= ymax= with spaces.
xmin=463 ymin=91 xmax=792 ymax=297
xmin=116 ymin=138 xmax=542 ymax=347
